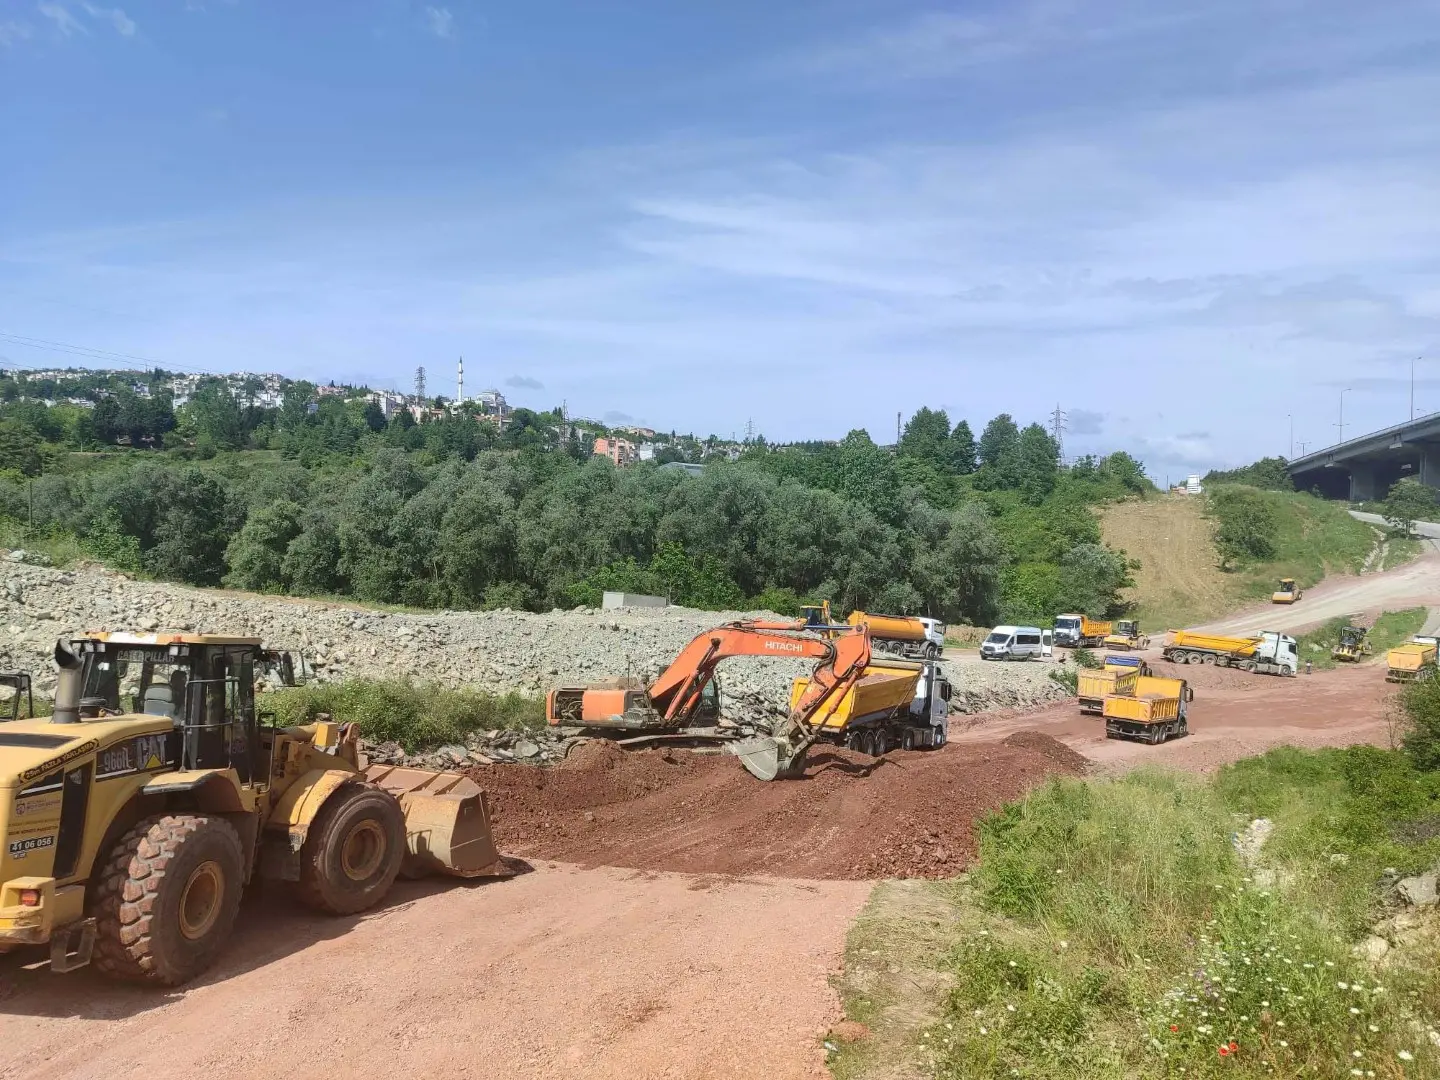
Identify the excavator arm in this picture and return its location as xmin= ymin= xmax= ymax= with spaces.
xmin=728 ymin=623 xmax=874 ymax=781
xmin=646 ymin=620 xmax=841 ymax=724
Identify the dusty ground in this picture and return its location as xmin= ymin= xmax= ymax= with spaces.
xmin=1196 ymin=540 xmax=1440 ymax=636
xmin=953 ymin=656 xmax=1403 ymax=772
xmin=474 ymin=734 xmax=1088 ymax=880
xmin=0 ymin=865 xmax=870 ymax=1080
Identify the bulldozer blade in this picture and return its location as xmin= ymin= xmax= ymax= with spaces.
xmin=363 ymin=764 xmax=512 ymax=879
xmin=728 ymin=736 xmax=809 ymax=781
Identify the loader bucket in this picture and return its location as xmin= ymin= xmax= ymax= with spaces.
xmin=728 ymin=735 xmax=809 ymax=781
xmin=363 ymin=764 xmax=512 ymax=879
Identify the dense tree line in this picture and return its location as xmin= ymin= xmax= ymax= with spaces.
xmin=0 ymin=388 xmax=1151 ymax=624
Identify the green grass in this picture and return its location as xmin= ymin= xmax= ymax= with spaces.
xmin=1384 ymin=536 xmax=1426 ymax=571
xmin=1296 ymin=608 xmax=1427 ymax=671
xmin=267 ymin=678 xmax=544 ymax=749
xmin=1227 ymin=488 xmax=1379 ymax=602
xmin=831 ymin=750 xmax=1440 ymax=1079
xmin=0 ymin=518 xmax=87 ymax=568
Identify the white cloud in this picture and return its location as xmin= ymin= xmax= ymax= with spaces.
xmin=81 ymin=3 xmax=136 ymax=37
xmin=424 ymin=6 xmax=454 ymax=39
xmin=0 ymin=20 xmax=33 ymax=46
xmin=37 ymin=3 xmax=85 ymax=37
xmin=506 ymin=374 xmax=544 ymax=390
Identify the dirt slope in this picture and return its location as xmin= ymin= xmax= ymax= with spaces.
xmin=1100 ymin=496 xmax=1232 ymax=628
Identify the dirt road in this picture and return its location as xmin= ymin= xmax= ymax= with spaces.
xmin=952 ymin=657 xmax=1400 ymax=772
xmin=1195 ymin=541 xmax=1440 ymax=636
xmin=0 ymin=865 xmax=869 ymax=1080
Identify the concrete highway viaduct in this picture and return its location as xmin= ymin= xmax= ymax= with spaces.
xmin=1289 ymin=413 xmax=1440 ymax=500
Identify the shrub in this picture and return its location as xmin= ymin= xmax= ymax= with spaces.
xmin=268 ymin=678 xmax=543 ymax=749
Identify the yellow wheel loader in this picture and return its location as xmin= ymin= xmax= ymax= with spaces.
xmin=0 ymin=632 xmax=507 ymax=986
xmin=1331 ymin=625 xmax=1373 ymax=663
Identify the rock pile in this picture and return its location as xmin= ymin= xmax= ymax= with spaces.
xmin=0 ymin=556 xmax=1069 ymax=729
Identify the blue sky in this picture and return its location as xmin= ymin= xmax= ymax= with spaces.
xmin=2 ymin=0 xmax=1439 ymax=481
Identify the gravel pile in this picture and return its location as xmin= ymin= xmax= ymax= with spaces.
xmin=0 ymin=555 xmax=1069 ymax=725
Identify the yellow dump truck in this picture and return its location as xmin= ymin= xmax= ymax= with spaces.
xmin=1103 ymin=675 xmax=1193 ymax=744
xmin=1054 ymin=614 xmax=1112 ymax=649
xmin=788 ymin=659 xmax=950 ymax=756
xmin=1164 ymin=629 xmax=1298 ymax=676
xmin=1077 ymin=655 xmax=1148 ymax=715
xmin=1386 ymin=639 xmax=1439 ymax=683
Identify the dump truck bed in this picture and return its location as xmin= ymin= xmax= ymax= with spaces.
xmin=1387 ymin=641 xmax=1438 ymax=681
xmin=1169 ymin=630 xmax=1259 ymax=656
xmin=1078 ymin=668 xmax=1140 ymax=713
xmin=788 ymin=665 xmax=921 ymax=732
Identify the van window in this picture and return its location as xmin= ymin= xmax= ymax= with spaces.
xmin=1017 ymin=633 xmax=1040 ymax=646
xmin=985 ymin=632 xmax=1010 ymax=645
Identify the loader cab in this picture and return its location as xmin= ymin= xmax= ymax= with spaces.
xmin=71 ymin=634 xmax=273 ymax=783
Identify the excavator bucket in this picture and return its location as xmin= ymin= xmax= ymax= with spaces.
xmin=728 ymin=735 xmax=809 ymax=781
xmin=363 ymin=764 xmax=512 ymax=879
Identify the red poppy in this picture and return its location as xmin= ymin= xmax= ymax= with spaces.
xmin=1170 ymin=1025 xmax=1179 ymax=1032
xmin=1218 ymin=1047 xmax=1229 ymax=1057
xmin=1229 ymin=1042 xmax=1239 ymax=1052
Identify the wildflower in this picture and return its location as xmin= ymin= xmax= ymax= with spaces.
xmin=1279 ymin=1040 xmax=1288 ymax=1048
xmin=1007 ymin=961 xmax=1017 ymax=968
xmin=979 ymin=1027 xmax=987 ymax=1035
xmin=1007 ymin=1005 xmax=1015 ymax=1013
xmin=1230 ymin=1042 xmax=1239 ymax=1052
xmin=1325 ymin=961 xmax=1336 ymax=968
xmin=1171 ymin=1025 xmax=1179 ymax=1033
xmin=1353 ymin=1051 xmax=1363 ymax=1058
xmin=1339 ymin=982 xmax=1350 ymax=990
xmin=1218 ymin=1047 xmax=1229 ymax=1057
xmin=1350 ymin=1008 xmax=1361 ymax=1015
xmin=1261 ymin=1001 xmax=1270 ymax=1008
xmin=1399 ymin=1050 xmax=1415 ymax=1061
xmin=1368 ymin=1025 xmax=1378 ymax=1033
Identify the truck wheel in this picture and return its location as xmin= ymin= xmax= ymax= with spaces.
xmin=93 ymin=814 xmax=245 ymax=986
xmin=902 ymin=728 xmax=915 ymax=751
xmin=296 ymin=782 xmax=406 ymax=916
xmin=873 ymin=729 xmax=889 ymax=756
xmin=1202 ymin=654 xmax=1216 ymax=666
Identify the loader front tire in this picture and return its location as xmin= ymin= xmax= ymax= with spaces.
xmin=93 ymin=813 xmax=245 ymax=986
xmin=296 ymin=782 xmax=405 ymax=915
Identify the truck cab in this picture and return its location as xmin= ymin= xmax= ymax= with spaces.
xmin=910 ymin=662 xmax=951 ymax=746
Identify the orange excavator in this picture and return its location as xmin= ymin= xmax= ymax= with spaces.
xmin=545 ymin=620 xmax=875 ymax=780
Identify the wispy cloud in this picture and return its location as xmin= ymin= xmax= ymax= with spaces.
xmin=81 ymin=3 xmax=135 ymax=37
xmin=603 ymin=410 xmax=635 ymax=425
xmin=506 ymin=374 xmax=544 ymax=390
xmin=37 ymin=3 xmax=85 ymax=37
xmin=1069 ymin=409 xmax=1105 ymax=436
xmin=0 ymin=20 xmax=33 ymax=46
xmin=424 ymin=6 xmax=453 ymax=39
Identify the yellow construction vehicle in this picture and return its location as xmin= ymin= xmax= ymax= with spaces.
xmin=1101 ymin=619 xmax=1149 ymax=651
xmin=1331 ymin=625 xmax=1373 ymax=663
xmin=1271 ymin=578 xmax=1302 ymax=604
xmin=0 ymin=632 xmax=507 ymax=986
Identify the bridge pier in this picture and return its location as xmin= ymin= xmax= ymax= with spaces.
xmin=1419 ymin=444 xmax=1440 ymax=490
xmin=1349 ymin=461 xmax=1378 ymax=502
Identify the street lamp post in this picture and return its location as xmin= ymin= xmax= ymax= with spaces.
xmin=1338 ymin=388 xmax=1352 ymax=445
xmin=1288 ymin=414 xmax=1294 ymax=458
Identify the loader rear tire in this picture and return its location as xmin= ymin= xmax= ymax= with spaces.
xmin=92 ymin=813 xmax=244 ymax=986
xmin=296 ymin=782 xmax=405 ymax=916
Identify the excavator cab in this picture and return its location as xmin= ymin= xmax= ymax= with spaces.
xmin=1332 ymin=625 xmax=1372 ymax=662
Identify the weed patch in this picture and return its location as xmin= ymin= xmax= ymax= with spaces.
xmin=268 ymin=678 xmax=544 ymax=749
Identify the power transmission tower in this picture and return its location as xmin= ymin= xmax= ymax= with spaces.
xmin=1050 ymin=403 xmax=1068 ymax=463
xmin=414 ymin=366 xmax=427 ymax=403
xmin=744 ymin=417 xmax=755 ymax=442
xmin=896 ymin=411 xmax=902 ymax=445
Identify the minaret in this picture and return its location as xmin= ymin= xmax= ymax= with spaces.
xmin=457 ymin=356 xmax=464 ymax=404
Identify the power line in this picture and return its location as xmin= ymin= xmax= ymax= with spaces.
xmin=0 ymin=330 xmax=236 ymax=379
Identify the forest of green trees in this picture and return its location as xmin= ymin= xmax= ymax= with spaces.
xmin=0 ymin=374 xmax=1150 ymax=625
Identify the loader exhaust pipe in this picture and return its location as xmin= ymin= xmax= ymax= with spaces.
xmin=51 ymin=638 xmax=84 ymax=724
